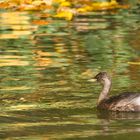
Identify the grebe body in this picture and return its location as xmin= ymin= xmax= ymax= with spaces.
xmin=94 ymin=72 xmax=140 ymax=112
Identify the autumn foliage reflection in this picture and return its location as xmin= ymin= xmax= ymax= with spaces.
xmin=0 ymin=0 xmax=129 ymax=20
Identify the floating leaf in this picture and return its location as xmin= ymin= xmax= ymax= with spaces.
xmin=53 ymin=0 xmax=66 ymax=4
xmin=54 ymin=10 xmax=74 ymax=20
xmin=60 ymin=1 xmax=71 ymax=7
xmin=86 ymin=0 xmax=119 ymax=11
xmin=77 ymin=5 xmax=93 ymax=13
xmin=0 ymin=0 xmax=130 ymax=20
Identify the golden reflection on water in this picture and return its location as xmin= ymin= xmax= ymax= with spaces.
xmin=0 ymin=86 xmax=31 ymax=91
xmin=34 ymin=49 xmax=71 ymax=67
xmin=0 ymin=7 xmax=140 ymax=140
xmin=0 ymin=59 xmax=29 ymax=67
xmin=0 ymin=11 xmax=37 ymax=39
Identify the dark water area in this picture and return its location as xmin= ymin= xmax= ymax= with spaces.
xmin=0 ymin=0 xmax=140 ymax=139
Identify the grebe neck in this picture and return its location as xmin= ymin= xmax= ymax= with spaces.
xmin=98 ymin=78 xmax=111 ymax=104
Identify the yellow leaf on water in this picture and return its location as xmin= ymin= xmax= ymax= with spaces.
xmin=60 ymin=1 xmax=71 ymax=7
xmin=77 ymin=5 xmax=93 ymax=12
xmin=53 ymin=0 xmax=66 ymax=3
xmin=54 ymin=10 xmax=73 ymax=20
xmin=92 ymin=0 xmax=119 ymax=10
xmin=77 ymin=0 xmax=119 ymax=12
xmin=0 ymin=0 xmax=130 ymax=19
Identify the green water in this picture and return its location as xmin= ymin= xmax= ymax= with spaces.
xmin=0 ymin=1 xmax=140 ymax=139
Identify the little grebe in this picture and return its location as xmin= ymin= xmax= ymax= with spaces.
xmin=94 ymin=72 xmax=140 ymax=112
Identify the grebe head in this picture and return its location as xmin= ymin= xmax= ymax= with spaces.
xmin=94 ymin=72 xmax=111 ymax=85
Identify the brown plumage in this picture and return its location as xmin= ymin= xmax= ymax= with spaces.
xmin=94 ymin=72 xmax=140 ymax=112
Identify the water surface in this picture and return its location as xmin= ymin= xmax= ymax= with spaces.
xmin=0 ymin=1 xmax=140 ymax=139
